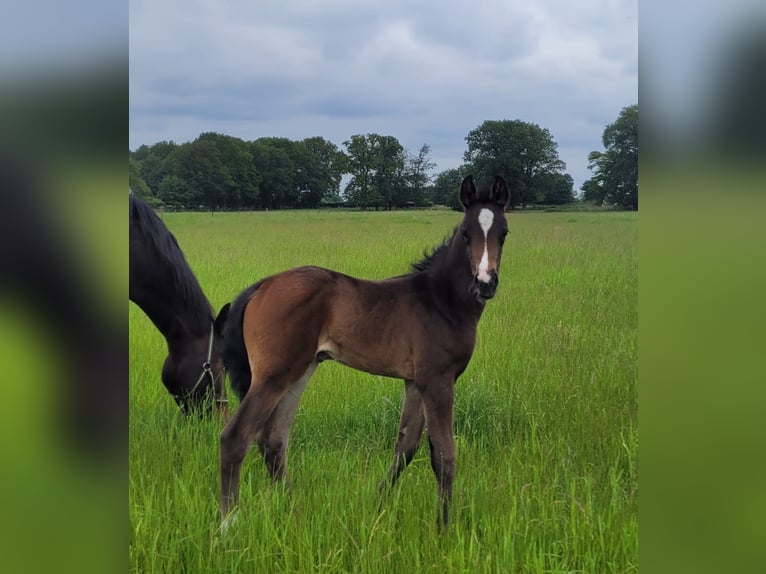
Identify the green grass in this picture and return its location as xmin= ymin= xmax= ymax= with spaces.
xmin=130 ymin=209 xmax=637 ymax=573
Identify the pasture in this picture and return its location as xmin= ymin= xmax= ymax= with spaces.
xmin=129 ymin=209 xmax=637 ymax=573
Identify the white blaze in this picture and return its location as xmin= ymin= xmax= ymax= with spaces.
xmin=477 ymin=208 xmax=494 ymax=282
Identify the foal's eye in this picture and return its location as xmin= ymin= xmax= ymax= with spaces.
xmin=461 ymin=228 xmax=470 ymax=244
xmin=499 ymin=229 xmax=508 ymax=246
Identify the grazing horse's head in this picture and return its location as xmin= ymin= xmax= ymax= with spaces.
xmin=458 ymin=175 xmax=509 ymax=302
xmin=160 ymin=319 xmax=228 ymax=415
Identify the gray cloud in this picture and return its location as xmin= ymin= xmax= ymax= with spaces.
xmin=130 ymin=0 xmax=637 ymax=190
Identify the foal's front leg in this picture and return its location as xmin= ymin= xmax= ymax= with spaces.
xmin=379 ymin=380 xmax=425 ymax=491
xmin=421 ymin=378 xmax=456 ymax=530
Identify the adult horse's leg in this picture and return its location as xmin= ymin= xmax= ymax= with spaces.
xmin=421 ymin=379 xmax=456 ymax=530
xmin=260 ymin=362 xmax=317 ymax=482
xmin=219 ymin=379 xmax=284 ymax=521
xmin=379 ymin=380 xmax=425 ymax=491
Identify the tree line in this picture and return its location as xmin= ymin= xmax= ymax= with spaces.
xmin=130 ymin=106 xmax=637 ymax=210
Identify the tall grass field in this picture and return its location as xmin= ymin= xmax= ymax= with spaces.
xmin=129 ymin=209 xmax=637 ymax=573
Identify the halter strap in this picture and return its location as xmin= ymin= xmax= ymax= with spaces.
xmin=185 ymin=323 xmax=228 ymax=405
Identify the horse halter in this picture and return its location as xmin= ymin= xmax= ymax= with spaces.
xmin=182 ymin=323 xmax=228 ymax=407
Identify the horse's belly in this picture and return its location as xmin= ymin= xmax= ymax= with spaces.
xmin=316 ymin=338 xmax=413 ymax=380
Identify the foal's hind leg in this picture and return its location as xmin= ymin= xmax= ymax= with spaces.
xmin=379 ymin=380 xmax=425 ymax=491
xmin=260 ymin=362 xmax=317 ymax=483
xmin=219 ymin=379 xmax=286 ymax=521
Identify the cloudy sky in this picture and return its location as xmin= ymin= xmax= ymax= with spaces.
xmin=130 ymin=0 xmax=637 ymax=191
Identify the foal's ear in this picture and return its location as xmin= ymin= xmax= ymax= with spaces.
xmin=214 ymin=303 xmax=231 ymax=337
xmin=459 ymin=175 xmax=477 ymax=209
xmin=491 ymin=176 xmax=509 ymax=207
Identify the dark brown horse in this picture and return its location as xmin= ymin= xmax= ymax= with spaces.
xmin=218 ymin=175 xmax=508 ymax=529
xmin=129 ymin=196 xmax=228 ymax=415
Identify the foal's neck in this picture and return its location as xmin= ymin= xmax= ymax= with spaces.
xmin=427 ymin=237 xmax=485 ymax=318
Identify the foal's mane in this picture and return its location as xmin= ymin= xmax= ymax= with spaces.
xmin=409 ymin=226 xmax=458 ymax=274
xmin=130 ymin=196 xmax=213 ymax=330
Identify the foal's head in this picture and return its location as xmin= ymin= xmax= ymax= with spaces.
xmin=458 ymin=175 xmax=509 ymax=302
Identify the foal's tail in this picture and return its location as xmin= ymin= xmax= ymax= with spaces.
xmin=217 ymin=281 xmax=264 ymax=402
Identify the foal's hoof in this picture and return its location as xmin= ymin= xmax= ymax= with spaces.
xmin=220 ymin=510 xmax=239 ymax=534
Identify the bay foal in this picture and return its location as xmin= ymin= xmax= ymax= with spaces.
xmin=218 ymin=175 xmax=509 ymax=528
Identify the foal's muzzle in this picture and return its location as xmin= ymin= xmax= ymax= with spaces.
xmin=473 ymin=271 xmax=499 ymax=301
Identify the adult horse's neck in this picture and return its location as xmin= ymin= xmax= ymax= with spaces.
xmin=129 ymin=230 xmax=213 ymax=353
xmin=131 ymin=280 xmax=212 ymax=354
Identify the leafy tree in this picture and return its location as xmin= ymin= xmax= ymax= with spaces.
xmin=464 ymin=119 xmax=567 ymax=206
xmin=129 ymin=157 xmax=153 ymax=201
xmin=343 ymin=134 xmax=405 ymax=210
xmin=401 ymin=144 xmax=437 ymax=206
xmin=157 ymin=174 xmax=192 ymax=210
xmin=131 ymin=141 xmax=178 ymax=197
xmin=251 ymin=138 xmax=294 ymax=209
xmin=134 ymin=135 xmax=258 ymax=210
xmin=213 ymin=134 xmax=259 ymax=209
xmin=536 ymin=172 xmax=575 ymax=205
xmin=581 ymin=177 xmax=606 ymax=205
xmin=298 ymin=137 xmax=345 ymax=208
xmin=581 ymin=105 xmax=638 ymax=210
xmin=431 ymin=167 xmax=471 ymax=209
xmin=302 ymin=136 xmax=346 ymax=207
xmin=373 ymin=135 xmax=406 ymax=210
xmin=164 ymin=133 xmax=238 ymax=209
xmin=343 ymin=134 xmax=378 ymax=209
